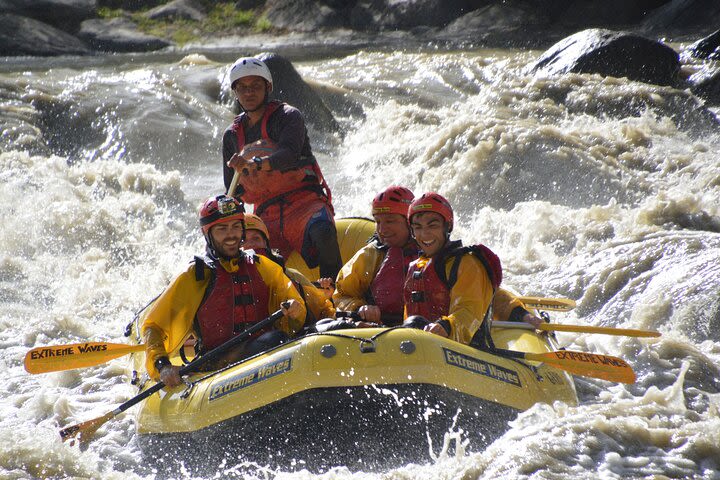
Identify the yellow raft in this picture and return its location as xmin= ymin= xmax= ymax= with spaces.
xmin=128 ymin=326 xmax=576 ymax=471
xmin=125 ymin=216 xmax=577 ymax=472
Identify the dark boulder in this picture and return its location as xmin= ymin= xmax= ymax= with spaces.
xmin=688 ymin=29 xmax=720 ymax=60
xmin=531 ymin=28 xmax=680 ymax=87
xmin=96 ymin=0 xmax=164 ymax=10
xmin=264 ymin=0 xmax=350 ymax=31
xmin=257 ymin=52 xmax=340 ymax=133
xmin=642 ymin=0 xmax=720 ymax=33
xmin=78 ymin=17 xmax=171 ymax=52
xmin=145 ymin=0 xmax=206 ymax=22
xmin=689 ymin=68 xmax=720 ymax=106
xmin=0 ymin=0 xmax=95 ymax=31
xmin=548 ymin=0 xmax=667 ymax=28
xmin=0 ymin=14 xmax=91 ymax=56
xmin=350 ymin=0 xmax=476 ymax=30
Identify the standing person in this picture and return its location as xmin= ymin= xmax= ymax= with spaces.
xmin=222 ymin=56 xmax=342 ymax=280
xmin=141 ymin=195 xmax=305 ymax=388
xmin=335 ymin=186 xmax=543 ymax=328
xmin=241 ymin=213 xmax=335 ymax=329
xmin=404 ymin=192 xmax=506 ymax=345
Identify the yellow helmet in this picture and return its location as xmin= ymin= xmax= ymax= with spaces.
xmin=244 ymin=213 xmax=270 ymax=240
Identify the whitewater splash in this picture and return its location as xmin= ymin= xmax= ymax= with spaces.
xmin=1 ymin=46 xmax=719 ymax=479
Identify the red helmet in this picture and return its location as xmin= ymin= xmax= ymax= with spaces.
xmin=371 ymin=186 xmax=414 ymax=217
xmin=408 ymin=192 xmax=454 ymax=231
xmin=199 ymin=195 xmax=245 ymax=234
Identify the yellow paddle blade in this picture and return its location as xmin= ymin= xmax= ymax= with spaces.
xmin=517 ymin=296 xmax=576 ymax=312
xmin=538 ymin=323 xmax=661 ymax=338
xmin=24 ymin=342 xmax=145 ymax=374
xmin=526 ymin=350 xmax=636 ymax=384
xmin=60 ymin=411 xmax=115 ymax=444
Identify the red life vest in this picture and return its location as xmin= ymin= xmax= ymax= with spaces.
xmin=194 ymin=254 xmax=271 ymax=350
xmin=404 ymin=241 xmax=502 ymax=320
xmin=370 ymin=245 xmax=417 ymax=321
xmin=231 ymin=101 xmax=332 ymax=209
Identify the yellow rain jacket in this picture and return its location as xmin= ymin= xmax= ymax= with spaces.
xmin=141 ymin=254 xmax=305 ymax=379
xmin=335 ymin=240 xmax=528 ymax=328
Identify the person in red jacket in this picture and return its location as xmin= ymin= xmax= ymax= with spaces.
xmin=404 ymin=192 xmax=506 ymax=345
xmin=222 ymin=56 xmax=342 ymax=280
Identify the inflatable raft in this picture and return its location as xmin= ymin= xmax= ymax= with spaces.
xmin=127 ymin=322 xmax=577 ymax=472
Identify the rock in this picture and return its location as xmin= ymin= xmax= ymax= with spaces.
xmin=689 ymin=68 xmax=720 ymax=105
xmin=235 ymin=0 xmax=266 ymax=8
xmin=264 ymin=0 xmax=351 ymax=31
xmin=350 ymin=0 xmax=475 ymax=30
xmin=258 ymin=52 xmax=340 ymax=132
xmin=531 ymin=28 xmax=680 ymax=87
xmin=96 ymin=0 xmax=164 ymax=10
xmin=549 ymin=0 xmax=667 ymax=27
xmin=642 ymin=0 xmax=720 ymax=33
xmin=0 ymin=14 xmax=90 ymax=56
xmin=688 ymin=29 xmax=720 ymax=60
xmin=0 ymin=0 xmax=95 ymax=31
xmin=78 ymin=17 xmax=171 ymax=52
xmin=145 ymin=0 xmax=206 ymax=22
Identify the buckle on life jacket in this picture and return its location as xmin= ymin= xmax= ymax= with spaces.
xmin=410 ymin=291 xmax=425 ymax=302
xmin=234 ymin=294 xmax=254 ymax=305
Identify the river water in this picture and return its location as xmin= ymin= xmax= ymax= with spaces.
xmin=1 ymin=34 xmax=719 ymax=479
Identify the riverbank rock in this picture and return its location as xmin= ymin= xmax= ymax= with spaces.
xmin=531 ymin=29 xmax=680 ymax=87
xmin=259 ymin=52 xmax=341 ymax=133
xmin=145 ymin=0 xmax=206 ymax=22
xmin=0 ymin=14 xmax=91 ymax=56
xmin=78 ymin=17 xmax=171 ymax=52
xmin=0 ymin=0 xmax=95 ymax=31
xmin=264 ymin=0 xmax=350 ymax=31
xmin=688 ymin=29 xmax=720 ymax=60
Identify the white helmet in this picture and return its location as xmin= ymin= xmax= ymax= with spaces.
xmin=228 ymin=57 xmax=273 ymax=89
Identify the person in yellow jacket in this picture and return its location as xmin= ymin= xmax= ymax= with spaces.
xmin=141 ymin=195 xmax=305 ymax=387
xmin=404 ymin=192 xmax=510 ymax=346
xmin=335 ymin=186 xmax=543 ymax=330
xmin=241 ymin=212 xmax=335 ymax=328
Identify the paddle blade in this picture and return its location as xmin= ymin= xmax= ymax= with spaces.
xmin=59 ymin=411 xmax=115 ymax=444
xmin=539 ymin=323 xmax=661 ymax=338
xmin=24 ymin=343 xmax=145 ymax=374
xmin=518 ymin=296 xmax=576 ymax=312
xmin=527 ymin=350 xmax=637 ymax=384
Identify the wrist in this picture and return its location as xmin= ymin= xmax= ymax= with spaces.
xmin=436 ymin=319 xmax=452 ymax=335
xmin=154 ymin=356 xmax=172 ymax=372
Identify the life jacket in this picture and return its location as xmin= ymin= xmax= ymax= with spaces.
xmin=369 ymin=244 xmax=417 ymax=322
xmin=404 ymin=241 xmax=502 ymax=320
xmin=231 ymin=101 xmax=333 ymax=212
xmin=193 ymin=253 xmax=271 ymax=351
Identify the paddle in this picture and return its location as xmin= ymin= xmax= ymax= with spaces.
xmin=227 ymin=169 xmax=240 ymax=197
xmin=24 ymin=343 xmax=146 ymax=374
xmin=516 ymin=296 xmax=576 ymax=312
xmin=492 ymin=321 xmax=661 ymax=338
xmin=494 ymin=347 xmax=636 ymax=384
xmin=58 ymin=306 xmax=287 ymax=444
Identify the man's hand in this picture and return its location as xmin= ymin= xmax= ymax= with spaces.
xmin=357 ymin=305 xmax=381 ymax=323
xmin=282 ymin=299 xmax=302 ymax=320
xmin=522 ymin=312 xmax=544 ymax=328
xmin=159 ymin=364 xmax=183 ymax=388
xmin=424 ymin=321 xmax=450 ymax=338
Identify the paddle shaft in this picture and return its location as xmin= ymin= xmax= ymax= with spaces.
xmin=59 ymin=307 xmax=285 ymax=442
xmin=516 ymin=296 xmax=576 ymax=312
xmin=227 ymin=170 xmax=240 ymax=197
xmin=492 ymin=321 xmax=660 ymax=338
